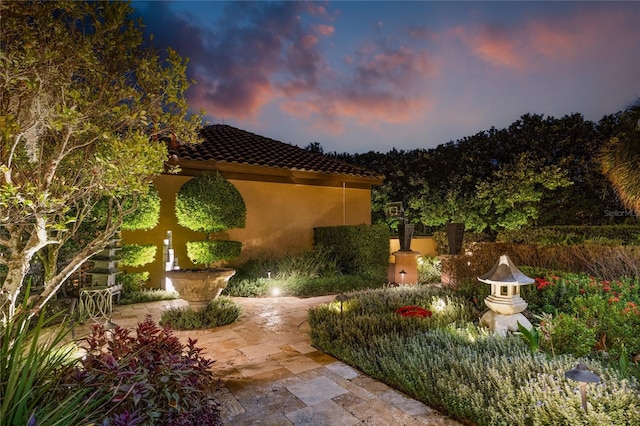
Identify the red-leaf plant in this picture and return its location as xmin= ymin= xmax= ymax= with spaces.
xmin=62 ymin=315 xmax=222 ymax=426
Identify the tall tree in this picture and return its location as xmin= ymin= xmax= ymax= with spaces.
xmin=0 ymin=1 xmax=202 ymax=317
xmin=600 ymin=99 xmax=640 ymax=216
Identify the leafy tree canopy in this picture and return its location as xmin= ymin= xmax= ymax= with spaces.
xmin=0 ymin=1 xmax=203 ymax=317
xmin=331 ymin=112 xmax=629 ymax=233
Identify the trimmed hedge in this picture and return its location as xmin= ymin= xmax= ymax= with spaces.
xmin=119 ymin=244 xmax=156 ymax=267
xmin=175 ymin=174 xmax=246 ymax=234
xmin=497 ymin=226 xmax=640 ymax=246
xmin=186 ymin=240 xmax=242 ymax=265
xmin=314 ymin=224 xmax=389 ymax=279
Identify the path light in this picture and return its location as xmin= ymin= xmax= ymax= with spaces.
xmin=565 ymin=363 xmax=600 ymax=412
xmin=335 ymin=294 xmax=349 ymax=313
xmin=399 ymin=269 xmax=407 ymax=285
xmin=103 ymin=318 xmax=119 ymax=340
xmin=267 ymin=270 xmax=271 ymax=280
xmin=271 ymin=287 xmax=280 ymax=297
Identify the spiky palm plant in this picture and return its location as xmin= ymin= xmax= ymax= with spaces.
xmin=600 ymin=98 xmax=640 ymax=215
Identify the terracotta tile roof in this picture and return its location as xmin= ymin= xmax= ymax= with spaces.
xmin=167 ymin=124 xmax=383 ymax=181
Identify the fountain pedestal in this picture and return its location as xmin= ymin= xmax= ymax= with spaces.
xmin=165 ymin=268 xmax=236 ymax=309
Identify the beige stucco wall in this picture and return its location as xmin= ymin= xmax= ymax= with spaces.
xmin=389 ymin=237 xmax=438 ymax=260
xmin=122 ymin=174 xmax=373 ymax=288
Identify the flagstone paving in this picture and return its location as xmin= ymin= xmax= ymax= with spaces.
xmin=74 ymin=296 xmax=461 ymax=425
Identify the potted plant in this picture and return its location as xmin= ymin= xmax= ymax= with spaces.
xmin=165 ymin=174 xmax=246 ymax=308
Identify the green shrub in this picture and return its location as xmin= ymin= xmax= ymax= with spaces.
xmin=160 ymin=297 xmax=242 ymax=330
xmin=314 ymin=224 xmax=389 ymax=279
xmin=119 ymin=244 xmax=157 ymax=267
xmin=283 ymin=275 xmax=376 ymax=297
xmin=540 ymin=313 xmax=596 ymax=357
xmin=121 ymin=187 xmax=161 ymax=231
xmin=64 ymin=316 xmax=222 ymax=425
xmin=117 ymin=271 xmax=149 ymax=294
xmin=274 ymin=247 xmax=340 ymax=279
xmin=186 ymin=240 xmax=242 ymax=265
xmin=417 ymin=256 xmax=441 ymax=283
xmin=224 ymin=250 xmax=373 ymax=297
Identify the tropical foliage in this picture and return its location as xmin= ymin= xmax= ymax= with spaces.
xmin=600 ymin=98 xmax=640 ymax=216
xmin=0 ymin=298 xmax=106 ymax=425
xmin=62 ymin=316 xmax=222 ymax=425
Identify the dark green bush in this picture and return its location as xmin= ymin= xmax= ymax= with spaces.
xmin=186 ymin=240 xmax=242 ymax=265
xmin=540 ymin=312 xmax=596 ymax=357
xmin=160 ymin=297 xmax=242 ymax=330
xmin=91 ymin=187 xmax=161 ymax=231
xmin=314 ymin=224 xmax=389 ymax=280
xmin=119 ymin=288 xmax=178 ymax=305
xmin=119 ymin=244 xmax=156 ymax=267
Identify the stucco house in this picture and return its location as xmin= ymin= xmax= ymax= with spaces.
xmin=121 ymin=124 xmax=384 ymax=287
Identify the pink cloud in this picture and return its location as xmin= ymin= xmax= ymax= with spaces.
xmin=453 ymin=8 xmax=637 ymax=72
xmin=314 ymin=24 xmax=335 ymax=36
xmin=301 ymin=34 xmax=319 ymax=49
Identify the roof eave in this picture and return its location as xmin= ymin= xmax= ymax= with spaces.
xmin=165 ymin=158 xmax=384 ymax=188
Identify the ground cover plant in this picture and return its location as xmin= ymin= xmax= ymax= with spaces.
xmin=160 ymin=297 xmax=242 ymax=330
xmin=308 ymin=286 xmax=640 ymax=425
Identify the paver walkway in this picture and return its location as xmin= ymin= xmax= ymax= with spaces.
xmin=76 ymin=296 xmax=461 ymax=425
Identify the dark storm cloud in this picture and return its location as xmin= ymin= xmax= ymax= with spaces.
xmin=136 ymin=1 xmax=325 ymax=118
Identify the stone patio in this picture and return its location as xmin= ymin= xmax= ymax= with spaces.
xmin=73 ymin=296 xmax=461 ymax=425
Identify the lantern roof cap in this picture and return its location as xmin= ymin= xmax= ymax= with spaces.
xmin=478 ymin=254 xmax=534 ymax=285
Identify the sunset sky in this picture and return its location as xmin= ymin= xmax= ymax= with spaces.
xmin=133 ymin=1 xmax=640 ymax=154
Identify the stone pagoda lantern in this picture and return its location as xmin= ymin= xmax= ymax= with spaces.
xmin=478 ymin=254 xmax=533 ymax=335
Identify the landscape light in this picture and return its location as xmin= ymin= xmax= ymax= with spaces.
xmin=564 ymin=363 xmax=600 ymax=412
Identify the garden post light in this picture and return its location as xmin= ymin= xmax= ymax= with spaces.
xmin=103 ymin=318 xmax=119 ymax=340
xmin=565 ymin=363 xmax=600 ymax=413
xmin=267 ymin=270 xmax=271 ymax=280
xmin=399 ymin=269 xmax=407 ymax=285
xmin=335 ymin=294 xmax=349 ymax=313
